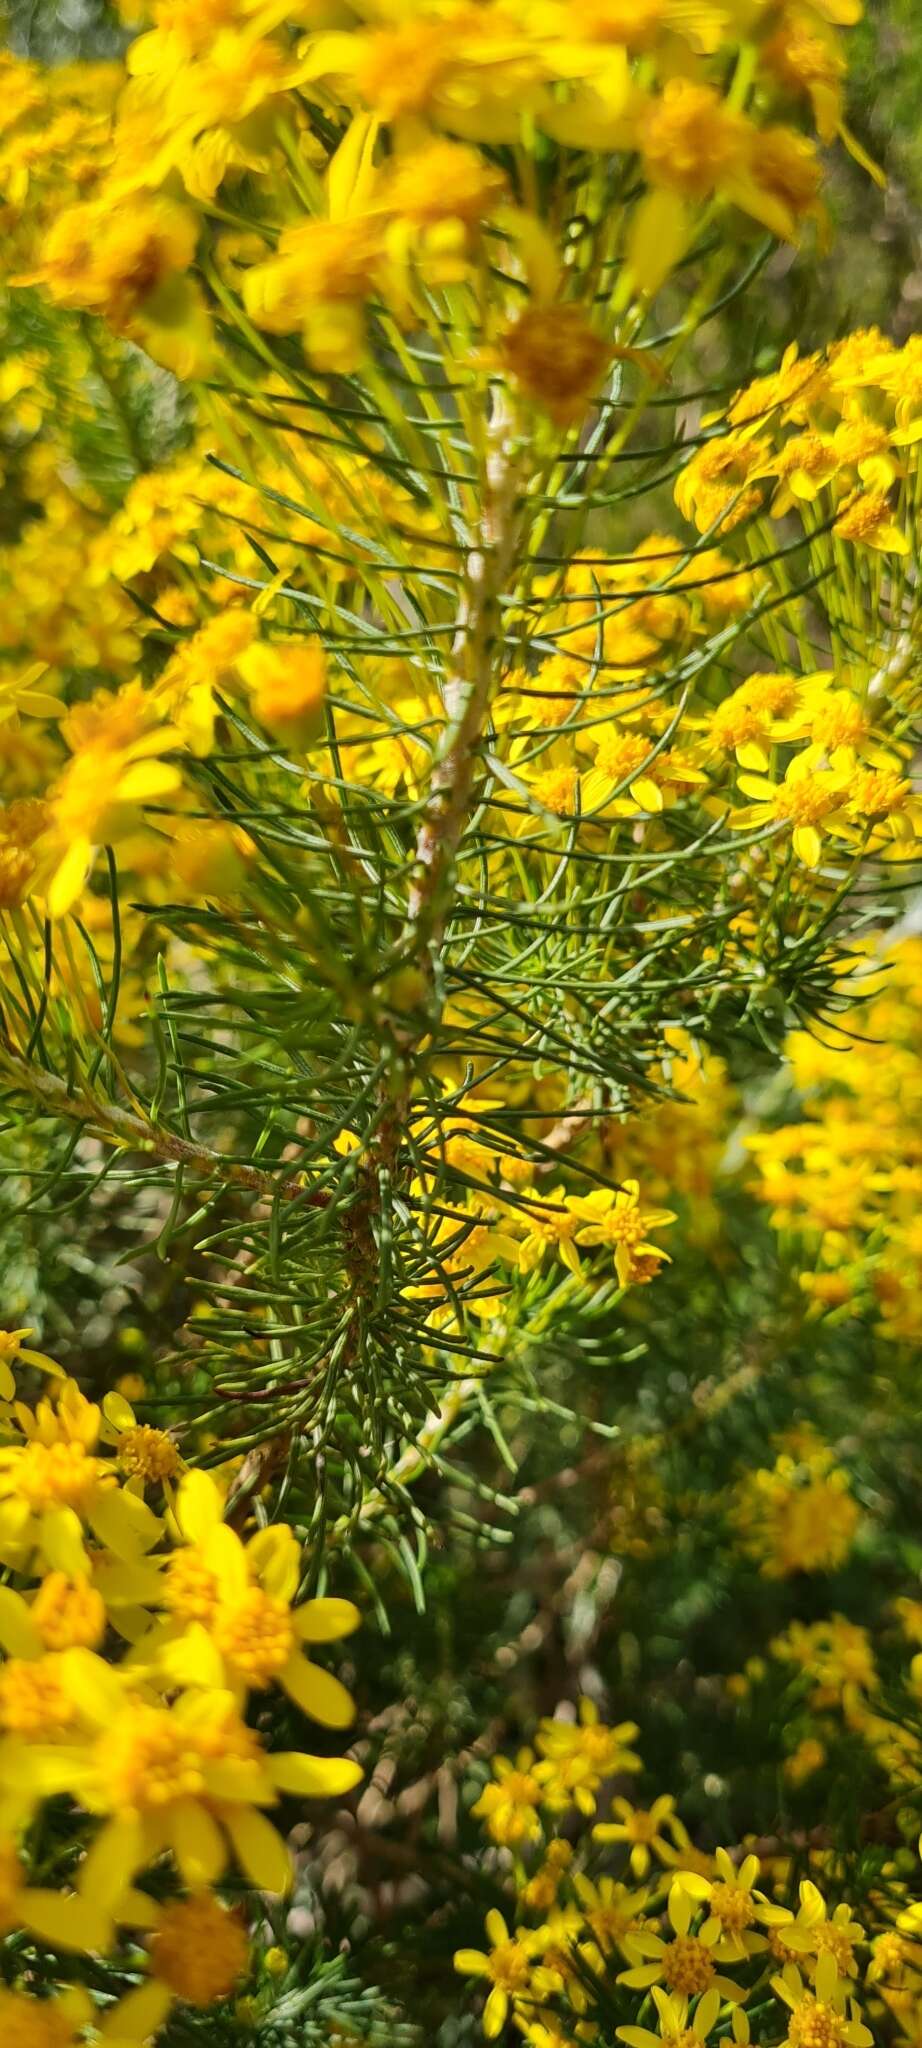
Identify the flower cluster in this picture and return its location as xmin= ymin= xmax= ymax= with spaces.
xmin=748 ymin=939 xmax=922 ymax=1338
xmin=0 ymin=1334 xmax=361 ymax=2042
xmin=7 ymin=0 xmax=860 ymax=387
xmin=453 ymin=1694 xmax=917 ymax=2048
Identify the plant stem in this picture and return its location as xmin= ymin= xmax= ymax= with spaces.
xmin=0 ymin=1051 xmax=329 ymax=1207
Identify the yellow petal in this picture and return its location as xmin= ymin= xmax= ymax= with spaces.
xmin=280 ymin=1651 xmax=355 ymax=1729
xmin=91 ymin=1559 xmax=164 ymax=1606
xmin=86 ymin=1487 xmax=162 ymax=1560
xmin=206 ymin=1523 xmax=250 ymax=1603
xmin=326 ymin=112 xmax=379 ymax=221
xmin=484 ymin=1986 xmax=509 ymax=2038
xmin=79 ymin=1815 xmax=144 ymax=1909
xmin=454 ymin=1949 xmax=489 ymax=1976
xmin=116 ymin=761 xmax=182 ymax=804
xmin=626 ymin=190 xmax=689 ymax=298
xmin=0 ymin=1585 xmax=42 ymax=1658
xmin=294 ymin=1598 xmax=361 ymax=1643
xmin=77 ymin=1819 xmax=145 ymax=1919
xmin=169 ymin=1796 xmax=227 ymax=1888
xmin=113 ymin=1888 xmax=163 ymax=1931
xmin=158 ymin=1622 xmax=224 ymax=1690
xmin=103 ymin=1392 xmax=136 ymax=1432
xmin=248 ymin=1524 xmax=300 ymax=1604
xmin=222 ymin=1804 xmax=292 ymax=1894
xmin=40 ymin=1505 xmax=89 ymax=1577
xmin=792 ymin=824 xmax=822 ymax=867
xmin=736 ymin=742 xmax=770 ymax=772
xmin=60 ymin=1646 xmax=124 ymax=1723
xmin=47 ymin=838 xmax=92 ymax=918
xmin=98 ymin=1979 xmax=173 ymax=2044
xmin=176 ymin=1468 xmax=223 ymax=1543
xmin=270 ymin=1751 xmax=362 ymax=1798
xmin=21 ymin=1886 xmax=111 ymax=1954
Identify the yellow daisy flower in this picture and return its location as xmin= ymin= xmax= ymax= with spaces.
xmin=594 ymin=1792 xmax=689 ymax=1878
xmin=616 ymin=1880 xmax=745 ymax=1999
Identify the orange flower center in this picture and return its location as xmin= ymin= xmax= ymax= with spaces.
xmin=106 ymin=1705 xmax=207 ymax=1811
xmin=165 ymin=1547 xmax=220 ymax=1624
xmin=487 ymin=1939 xmax=533 ymax=1993
xmin=117 ymin=1425 xmax=180 ymax=1483
xmin=16 ymin=1440 xmax=99 ymax=1511
xmin=0 ymin=1657 xmax=75 ymax=1737
xmin=709 ymin=1881 xmax=754 ymax=1931
xmin=152 ymin=1895 xmax=250 ymax=2005
xmin=214 ymin=1587 xmax=294 ymax=1685
xmin=786 ymin=1997 xmax=847 ymax=2048
xmin=32 ymin=1572 xmax=106 ymax=1651
xmin=660 ymin=1935 xmax=716 ymax=1994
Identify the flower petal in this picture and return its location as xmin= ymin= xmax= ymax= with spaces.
xmin=294 ymin=1597 xmax=361 ymax=1643
xmin=222 ymin=1803 xmax=291 ymax=1894
xmin=270 ymin=1751 xmax=362 ymax=1798
xmin=280 ymin=1651 xmax=355 ymax=1729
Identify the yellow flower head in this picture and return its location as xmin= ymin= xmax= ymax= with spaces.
xmin=569 ymin=1180 xmax=676 ymax=1288
xmin=499 ymin=306 xmax=614 ymax=425
xmin=151 ymin=1891 xmax=250 ymax=2004
xmin=236 ymin=638 xmax=328 ymax=746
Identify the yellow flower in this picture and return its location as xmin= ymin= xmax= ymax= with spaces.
xmin=29 ymin=193 xmax=195 ymax=318
xmin=155 ymin=609 xmax=256 ymax=758
xmin=499 ymin=306 xmax=614 ymax=424
xmin=733 ymin=1451 xmax=861 ymax=1577
xmin=616 ymin=1881 xmax=745 ymax=1999
xmin=642 ymin=79 xmax=750 ymax=197
xmin=637 ymin=79 xmax=820 ymax=269
xmin=106 ymin=1891 xmax=251 ymax=2043
xmin=569 ymin=1180 xmax=675 ymax=1288
xmin=706 ymin=673 xmax=803 ymax=772
xmin=833 ymin=489 xmax=909 ymax=553
xmin=99 ymin=1391 xmax=184 ymax=1500
xmin=516 ymin=1188 xmax=584 ymax=1275
xmin=765 ymin=1882 xmax=865 ymax=1982
xmin=0 ymin=1378 xmax=163 ymax=1577
xmin=49 ymin=1669 xmax=361 ymax=1899
xmin=381 ymin=138 xmax=507 ymax=283
xmin=784 ymin=1737 xmax=827 ymax=1785
xmin=583 ymin=727 xmax=708 ymax=816
xmin=471 ymin=1749 xmax=545 ymax=1847
xmin=675 ymin=430 xmax=769 ymax=533
xmin=0 ymin=1986 xmax=94 ymax=2048
xmin=771 ymin=1957 xmax=873 ymax=2048
xmin=535 ymin=1698 xmax=641 ymax=1812
xmin=139 ymin=1469 xmax=360 ymax=1726
xmin=675 ymin=1848 xmax=769 ymax=1962
xmin=594 ymin=1792 xmax=689 ymax=1877
xmin=171 ymin=818 xmax=254 ymax=901
xmin=31 ymin=1572 xmax=106 ymax=1652
xmin=40 ymin=721 xmax=183 ymax=918
xmin=894 ymin=1598 xmax=922 ymax=1646
xmin=0 ymin=1327 xmax=63 ymax=1403
xmin=242 ymin=215 xmax=382 ymax=370
xmin=236 ymin=638 xmax=328 ymax=747
xmin=572 ymin=1873 xmax=656 ymax=1962
xmin=730 ymin=754 xmax=852 ymax=868
xmin=520 ymin=1838 xmax=573 ymax=1912
xmin=618 ymin=1984 xmax=724 ymax=2048
xmin=761 ymin=8 xmax=847 ymax=142
xmin=846 ymin=761 xmax=922 ymax=849
xmin=454 ymin=1910 xmax=545 ymax=2039
xmin=0 ymin=661 xmax=60 ymax=725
